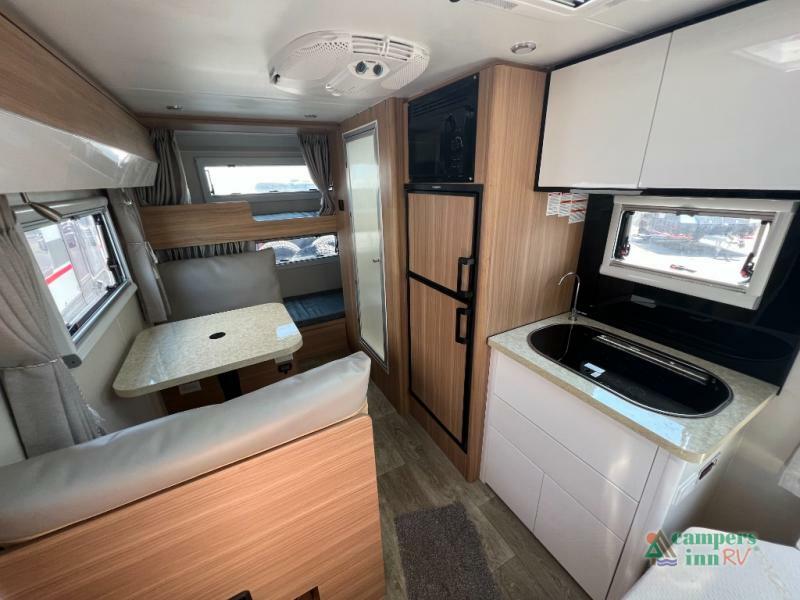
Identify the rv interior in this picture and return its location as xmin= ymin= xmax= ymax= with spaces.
xmin=1 ymin=0 xmax=800 ymax=598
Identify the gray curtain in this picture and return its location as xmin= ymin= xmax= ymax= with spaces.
xmin=157 ymin=240 xmax=257 ymax=263
xmin=298 ymin=132 xmax=335 ymax=216
xmin=134 ymin=129 xmax=191 ymax=206
xmin=0 ymin=197 xmax=102 ymax=457
xmin=108 ymin=189 xmax=171 ymax=323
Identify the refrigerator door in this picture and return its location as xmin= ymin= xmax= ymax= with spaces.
xmin=409 ymin=278 xmax=470 ymax=441
xmin=408 ymin=191 xmax=477 ymax=296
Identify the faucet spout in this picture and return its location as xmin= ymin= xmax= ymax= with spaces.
xmin=558 ymin=272 xmax=581 ymax=322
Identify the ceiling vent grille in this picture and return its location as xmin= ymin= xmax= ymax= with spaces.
xmin=270 ymin=31 xmax=429 ymax=99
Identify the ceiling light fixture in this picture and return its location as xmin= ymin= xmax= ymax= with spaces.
xmin=511 ymin=41 xmax=537 ymax=55
xmin=165 ymin=104 xmax=184 ymax=111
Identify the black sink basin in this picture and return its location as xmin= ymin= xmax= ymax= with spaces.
xmin=528 ymin=324 xmax=732 ymax=418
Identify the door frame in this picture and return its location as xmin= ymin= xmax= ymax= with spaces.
xmin=405 ymin=183 xmax=484 ymax=451
xmin=343 ymin=121 xmax=390 ymax=369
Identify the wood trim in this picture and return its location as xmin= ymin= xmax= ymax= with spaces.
xmin=138 ymin=114 xmax=339 ymax=133
xmin=295 ymin=318 xmax=349 ymax=361
xmin=465 ymin=65 xmax=583 ymax=481
xmin=336 ymin=99 xmax=408 ymax=415
xmin=0 ymin=416 xmax=384 ymax=600
xmin=140 ymin=202 xmax=337 ymax=249
xmin=0 ymin=13 xmax=155 ymax=160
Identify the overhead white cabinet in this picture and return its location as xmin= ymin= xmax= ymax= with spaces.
xmin=538 ymin=35 xmax=671 ymax=189
xmin=640 ymin=0 xmax=800 ymax=191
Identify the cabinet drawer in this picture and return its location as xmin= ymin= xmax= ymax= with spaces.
xmin=481 ymin=426 xmax=543 ymax=530
xmin=487 ymin=394 xmax=638 ymax=539
xmin=534 ymin=476 xmax=624 ymax=600
xmin=491 ymin=352 xmax=656 ymax=500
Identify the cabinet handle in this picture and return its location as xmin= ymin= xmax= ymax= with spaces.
xmin=456 ymin=256 xmax=475 ymax=297
xmin=455 ymin=307 xmax=472 ymax=345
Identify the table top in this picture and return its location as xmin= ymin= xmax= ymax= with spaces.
xmin=113 ymin=303 xmax=302 ymax=398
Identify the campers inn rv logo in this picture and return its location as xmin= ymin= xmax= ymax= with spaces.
xmin=645 ymin=530 xmax=758 ymax=567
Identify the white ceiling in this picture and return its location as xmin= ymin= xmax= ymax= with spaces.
xmin=2 ymin=0 xmax=741 ymax=122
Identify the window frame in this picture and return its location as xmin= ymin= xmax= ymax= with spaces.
xmin=600 ymin=196 xmax=797 ymax=310
xmin=195 ymin=156 xmax=320 ymax=204
xmin=20 ymin=199 xmax=132 ymax=344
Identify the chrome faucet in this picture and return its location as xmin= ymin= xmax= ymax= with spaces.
xmin=558 ymin=272 xmax=581 ymax=322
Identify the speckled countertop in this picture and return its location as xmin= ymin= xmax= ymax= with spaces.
xmin=488 ymin=313 xmax=777 ymax=462
xmin=113 ymin=303 xmax=302 ymax=397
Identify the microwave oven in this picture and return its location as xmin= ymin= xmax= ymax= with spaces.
xmin=408 ymin=74 xmax=479 ymax=183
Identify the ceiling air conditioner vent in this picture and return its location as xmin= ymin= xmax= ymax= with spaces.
xmin=270 ymin=31 xmax=430 ymax=99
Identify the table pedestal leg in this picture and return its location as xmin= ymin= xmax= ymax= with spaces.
xmin=217 ymin=370 xmax=242 ymax=401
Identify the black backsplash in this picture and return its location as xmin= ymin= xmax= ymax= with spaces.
xmin=576 ymin=196 xmax=800 ymax=387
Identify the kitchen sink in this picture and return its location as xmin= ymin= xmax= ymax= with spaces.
xmin=527 ymin=324 xmax=732 ymax=418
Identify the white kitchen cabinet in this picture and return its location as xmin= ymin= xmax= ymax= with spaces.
xmin=538 ymin=34 xmax=671 ymax=189
xmin=481 ymin=349 xmax=735 ymax=599
xmin=640 ymin=0 xmax=800 ymax=190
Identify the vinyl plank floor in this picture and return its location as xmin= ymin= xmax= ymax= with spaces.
xmin=368 ymin=384 xmax=589 ymax=600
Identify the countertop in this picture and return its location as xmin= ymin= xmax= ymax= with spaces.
xmin=113 ymin=303 xmax=302 ymax=397
xmin=488 ymin=313 xmax=777 ymax=463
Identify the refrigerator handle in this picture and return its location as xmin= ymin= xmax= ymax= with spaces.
xmin=456 ymin=256 xmax=475 ymax=297
xmin=455 ymin=307 xmax=472 ymax=345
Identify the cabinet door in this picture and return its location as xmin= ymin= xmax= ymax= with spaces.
xmin=640 ymin=0 xmax=800 ymax=190
xmin=538 ymin=34 xmax=671 ymax=189
xmin=534 ymin=476 xmax=624 ymax=600
xmin=481 ymin=425 xmax=543 ymax=530
xmin=409 ymin=278 xmax=469 ymax=440
xmin=408 ymin=192 xmax=475 ymax=294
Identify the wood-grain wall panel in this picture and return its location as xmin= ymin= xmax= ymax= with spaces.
xmin=336 ymin=99 xmax=408 ymax=414
xmin=0 ymin=13 xmax=155 ymax=161
xmin=466 ymin=65 xmax=584 ymax=480
xmin=0 ymin=416 xmax=384 ymax=600
xmin=139 ymin=202 xmax=337 ymax=249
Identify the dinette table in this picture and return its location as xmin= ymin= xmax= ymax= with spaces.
xmin=113 ymin=303 xmax=303 ymax=400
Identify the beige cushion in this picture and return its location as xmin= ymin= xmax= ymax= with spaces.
xmin=0 ymin=352 xmax=370 ymax=544
xmin=159 ymin=249 xmax=282 ymax=321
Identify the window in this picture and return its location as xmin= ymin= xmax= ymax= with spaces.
xmin=601 ymin=196 xmax=796 ymax=310
xmin=257 ymin=234 xmax=338 ymax=265
xmin=203 ymin=164 xmax=317 ymax=198
xmin=24 ymin=209 xmax=128 ymax=339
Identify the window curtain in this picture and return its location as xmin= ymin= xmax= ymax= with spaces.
xmin=134 ymin=128 xmax=191 ymax=206
xmin=157 ymin=240 xmax=257 ymax=263
xmin=0 ymin=196 xmax=103 ymax=457
xmin=107 ymin=189 xmax=171 ymax=323
xmin=298 ymin=132 xmax=335 ymax=216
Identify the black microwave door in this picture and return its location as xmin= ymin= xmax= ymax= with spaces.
xmin=408 ymin=75 xmax=479 ymax=183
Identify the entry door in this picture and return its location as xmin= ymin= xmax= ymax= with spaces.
xmin=344 ymin=124 xmax=388 ymax=363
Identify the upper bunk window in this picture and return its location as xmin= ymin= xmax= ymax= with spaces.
xmin=21 ymin=200 xmax=128 ymax=340
xmin=201 ymin=162 xmax=317 ymax=200
xmin=600 ymin=196 xmax=797 ymax=310
xmin=257 ymin=234 xmax=338 ymax=265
